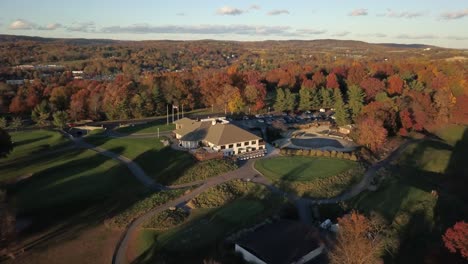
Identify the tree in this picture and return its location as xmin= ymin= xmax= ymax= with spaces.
xmin=347 ymin=85 xmax=365 ymax=122
xmin=0 ymin=128 xmax=13 ymax=158
xmin=360 ymin=77 xmax=385 ymax=101
xmin=284 ymin=89 xmax=297 ymax=112
xmin=329 ymin=211 xmax=384 ymax=264
xmin=387 ymin=75 xmax=404 ymax=95
xmin=320 ymin=88 xmax=334 ymax=108
xmin=443 ymin=221 xmax=468 ymax=260
xmin=356 ymin=117 xmax=388 ymax=152
xmin=10 ymin=117 xmax=22 ymax=131
xmin=310 ymin=88 xmax=322 ymax=110
xmin=333 ymin=89 xmax=350 ymax=126
xmin=228 ymin=90 xmax=245 ymax=114
xmin=0 ymin=117 xmax=6 ymax=129
xmin=298 ymin=86 xmax=312 ymax=111
xmin=326 ymin=73 xmax=340 ymax=89
xmin=31 ymin=100 xmax=50 ymax=128
xmin=53 ymin=111 xmax=69 ymax=130
xmin=274 ymin=88 xmax=287 ymax=112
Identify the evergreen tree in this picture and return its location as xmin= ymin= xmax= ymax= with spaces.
xmin=298 ymin=86 xmax=312 ymax=111
xmin=284 ymin=89 xmax=297 ymax=112
xmin=151 ymin=84 xmax=165 ymax=115
xmin=347 ymin=85 xmax=365 ymax=122
xmin=10 ymin=117 xmax=22 ymax=131
xmin=53 ymin=111 xmax=69 ymax=130
xmin=333 ymin=88 xmax=350 ymax=126
xmin=320 ymin=88 xmax=334 ymax=108
xmin=0 ymin=117 xmax=6 ymax=129
xmin=310 ymin=89 xmax=322 ymax=110
xmin=274 ymin=88 xmax=286 ymax=112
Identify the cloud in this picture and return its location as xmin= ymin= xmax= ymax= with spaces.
xmin=37 ymin=23 xmax=62 ymax=30
xmin=296 ymin=29 xmax=327 ymax=35
xmin=100 ymin=24 xmax=294 ymax=36
xmin=9 ymin=19 xmax=35 ymax=30
xmin=349 ymin=9 xmax=368 ymax=16
xmin=267 ymin=9 xmax=290 ymax=16
xmin=66 ymin=22 xmax=96 ymax=32
xmin=446 ymin=35 xmax=468 ymax=40
xmin=379 ymin=9 xmax=425 ymax=18
xmin=249 ymin=4 xmax=261 ymax=10
xmin=332 ymin=31 xmax=351 ymax=37
xmin=396 ymin=34 xmax=438 ymax=39
xmin=358 ymin=33 xmax=387 ymax=38
xmin=217 ymin=6 xmax=245 ymax=16
xmin=440 ymin=9 xmax=468 ymax=20
xmin=176 ymin=13 xmax=186 ymax=16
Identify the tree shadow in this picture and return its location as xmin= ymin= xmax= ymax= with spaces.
xmin=12 ymin=135 xmax=52 ymax=148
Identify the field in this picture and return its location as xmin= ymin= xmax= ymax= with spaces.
xmin=130 ymin=181 xmax=284 ymax=263
xmin=116 ymin=123 xmax=175 ymax=134
xmin=349 ymin=127 xmax=468 ymax=263
xmin=255 ymin=156 xmax=361 ymax=198
xmin=84 ymin=136 xmax=195 ymax=184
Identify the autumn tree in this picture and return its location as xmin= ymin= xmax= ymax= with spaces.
xmin=228 ymin=89 xmax=245 ymax=114
xmin=326 ymin=73 xmax=340 ymax=89
xmin=298 ymin=86 xmax=312 ymax=111
xmin=329 ymin=211 xmax=385 ymax=264
xmin=53 ymin=111 xmax=69 ymax=130
xmin=387 ymin=75 xmax=404 ymax=96
xmin=31 ymin=100 xmax=50 ymax=128
xmin=333 ymin=88 xmax=350 ymax=126
xmin=355 ymin=117 xmax=388 ymax=152
xmin=69 ymin=88 xmax=89 ymax=121
xmin=443 ymin=221 xmax=468 ymax=260
xmin=347 ymin=85 xmax=365 ymax=122
xmin=452 ymin=95 xmax=468 ymax=125
xmin=311 ymin=71 xmax=326 ymax=88
xmin=360 ymin=77 xmax=385 ymax=101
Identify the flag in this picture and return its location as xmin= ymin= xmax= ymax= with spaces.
xmin=173 ymin=105 xmax=179 ymax=109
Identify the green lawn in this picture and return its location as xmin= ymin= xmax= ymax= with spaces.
xmin=2 ymin=130 xmax=70 ymax=164
xmin=255 ymin=156 xmax=361 ymax=198
xmin=255 ymin=156 xmax=357 ymax=182
xmin=116 ymin=123 xmax=175 ymax=135
xmin=84 ymin=137 xmax=195 ymax=184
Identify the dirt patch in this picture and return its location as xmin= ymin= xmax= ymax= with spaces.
xmin=5 ymin=224 xmax=121 ymax=264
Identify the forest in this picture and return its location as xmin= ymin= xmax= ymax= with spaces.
xmin=0 ymin=35 xmax=467 ymax=151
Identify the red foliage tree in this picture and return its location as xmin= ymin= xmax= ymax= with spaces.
xmin=452 ymin=95 xmax=468 ymax=125
xmin=387 ymin=75 xmax=404 ymax=95
xmin=443 ymin=221 xmax=468 ymax=260
xmin=9 ymin=95 xmax=28 ymax=114
xmin=356 ymin=117 xmax=388 ymax=152
xmin=311 ymin=71 xmax=326 ymax=88
xmin=360 ymin=77 xmax=385 ymax=101
xmin=347 ymin=64 xmax=367 ymax=86
xmin=326 ymin=73 xmax=340 ymax=89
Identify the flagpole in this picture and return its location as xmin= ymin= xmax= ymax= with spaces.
xmin=166 ymin=104 xmax=169 ymax=125
xmin=172 ymin=104 xmax=174 ymax=123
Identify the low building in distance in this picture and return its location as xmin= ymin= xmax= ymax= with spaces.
xmin=174 ymin=117 xmax=265 ymax=157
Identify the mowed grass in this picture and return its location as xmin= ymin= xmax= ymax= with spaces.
xmin=434 ymin=124 xmax=467 ymax=146
xmin=2 ymin=130 xmax=70 ymax=163
xmin=255 ymin=156 xmax=357 ymax=182
xmin=84 ymin=136 xmax=195 ymax=184
xmin=116 ymin=123 xmax=175 ymax=135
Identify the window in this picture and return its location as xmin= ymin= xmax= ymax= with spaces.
xmin=251 ymin=140 xmax=256 ymax=145
xmin=252 ymin=147 xmax=256 ymax=151
xmin=228 ymin=144 xmax=234 ymax=148
xmin=236 ymin=143 xmax=242 ymax=147
xmin=259 ymin=146 xmax=263 ymax=149
xmin=221 ymin=145 xmax=226 ymax=150
xmin=244 ymin=141 xmax=250 ymax=146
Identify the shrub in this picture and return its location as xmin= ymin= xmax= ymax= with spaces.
xmin=143 ymin=208 xmax=189 ymax=230
xmin=174 ymin=159 xmax=238 ymax=184
xmin=330 ymin=150 xmax=338 ymax=158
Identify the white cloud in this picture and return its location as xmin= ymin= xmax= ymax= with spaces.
xmin=296 ymin=29 xmax=327 ymax=35
xmin=446 ymin=35 xmax=468 ymax=40
xmin=267 ymin=9 xmax=290 ymax=16
xmin=358 ymin=33 xmax=387 ymax=38
xmin=332 ymin=31 xmax=351 ymax=37
xmin=396 ymin=34 xmax=438 ymax=39
xmin=249 ymin=4 xmax=261 ymax=10
xmin=217 ymin=6 xmax=245 ymax=16
xmin=349 ymin=9 xmax=368 ymax=16
xmin=66 ymin=22 xmax=96 ymax=32
xmin=100 ymin=24 xmax=295 ymax=36
xmin=37 ymin=23 xmax=62 ymax=30
xmin=440 ymin=9 xmax=468 ymax=20
xmin=379 ymin=9 xmax=425 ymax=18
xmin=9 ymin=19 xmax=35 ymax=30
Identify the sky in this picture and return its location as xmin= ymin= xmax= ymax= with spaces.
xmin=0 ymin=0 xmax=467 ymax=48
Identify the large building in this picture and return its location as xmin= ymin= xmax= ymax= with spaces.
xmin=174 ymin=117 xmax=265 ymax=156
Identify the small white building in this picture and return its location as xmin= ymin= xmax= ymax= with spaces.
xmin=174 ymin=117 xmax=265 ymax=156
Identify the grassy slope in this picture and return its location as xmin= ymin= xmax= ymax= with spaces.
xmin=349 ymin=126 xmax=468 ymax=262
xmin=255 ymin=156 xmax=357 ymax=182
xmin=116 ymin=123 xmax=175 ymax=134
xmin=84 ymin=136 xmax=195 ymax=184
xmin=2 ymin=130 xmax=70 ymax=163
